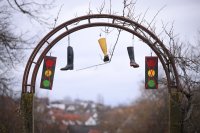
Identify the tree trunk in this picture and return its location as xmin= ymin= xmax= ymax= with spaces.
xmin=170 ymin=90 xmax=183 ymax=133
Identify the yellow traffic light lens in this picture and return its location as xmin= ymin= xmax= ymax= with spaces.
xmin=45 ymin=69 xmax=52 ymax=77
xmin=148 ymin=69 xmax=155 ymax=77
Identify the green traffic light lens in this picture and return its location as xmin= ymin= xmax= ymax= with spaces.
xmin=148 ymin=80 xmax=155 ymax=88
xmin=43 ymin=80 xmax=50 ymax=87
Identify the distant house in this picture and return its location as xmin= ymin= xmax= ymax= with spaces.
xmin=67 ymin=125 xmax=101 ymax=133
xmin=50 ymin=108 xmax=88 ymax=125
xmin=49 ymin=101 xmax=65 ymax=110
xmin=85 ymin=117 xmax=96 ymax=126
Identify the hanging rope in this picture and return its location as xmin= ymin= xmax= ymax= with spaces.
xmin=76 ymin=27 xmax=118 ymax=71
xmin=150 ymin=47 xmax=153 ymax=56
xmin=68 ymin=35 xmax=70 ymax=46
xmin=132 ymin=35 xmax=134 ymax=47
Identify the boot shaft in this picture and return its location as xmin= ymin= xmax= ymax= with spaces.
xmin=127 ymin=46 xmax=135 ymax=60
xmin=127 ymin=46 xmax=139 ymax=68
xmin=67 ymin=46 xmax=74 ymax=64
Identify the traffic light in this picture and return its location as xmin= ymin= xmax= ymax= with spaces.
xmin=40 ymin=56 xmax=57 ymax=90
xmin=145 ymin=56 xmax=158 ymax=89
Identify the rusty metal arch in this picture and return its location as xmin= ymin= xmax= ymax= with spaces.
xmin=22 ymin=14 xmax=180 ymax=93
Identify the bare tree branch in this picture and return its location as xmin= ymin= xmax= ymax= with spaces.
xmin=147 ymin=5 xmax=166 ymax=30
xmin=97 ymin=0 xmax=105 ymax=14
xmin=6 ymin=0 xmax=55 ymax=25
xmin=52 ymin=4 xmax=64 ymax=29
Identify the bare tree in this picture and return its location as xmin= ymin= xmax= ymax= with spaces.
xmin=0 ymin=2 xmax=25 ymax=95
xmin=99 ymin=84 xmax=169 ymax=133
xmin=164 ymin=27 xmax=200 ymax=132
xmin=0 ymin=0 xmax=55 ymax=96
xmin=0 ymin=1 xmax=55 ymax=132
xmin=88 ymin=0 xmax=200 ymax=132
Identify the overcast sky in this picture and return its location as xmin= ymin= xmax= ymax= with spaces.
xmin=14 ymin=0 xmax=200 ymax=106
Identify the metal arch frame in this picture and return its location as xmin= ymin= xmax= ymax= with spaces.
xmin=22 ymin=14 xmax=180 ymax=93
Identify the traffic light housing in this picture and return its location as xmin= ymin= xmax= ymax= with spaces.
xmin=40 ymin=56 xmax=57 ymax=90
xmin=145 ymin=56 xmax=158 ymax=89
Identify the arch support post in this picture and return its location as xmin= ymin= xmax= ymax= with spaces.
xmin=21 ymin=93 xmax=34 ymax=133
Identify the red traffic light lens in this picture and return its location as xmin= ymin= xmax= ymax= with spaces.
xmin=46 ymin=59 xmax=54 ymax=67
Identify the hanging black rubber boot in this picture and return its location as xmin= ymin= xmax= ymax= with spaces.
xmin=127 ymin=46 xmax=139 ymax=68
xmin=60 ymin=46 xmax=74 ymax=70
